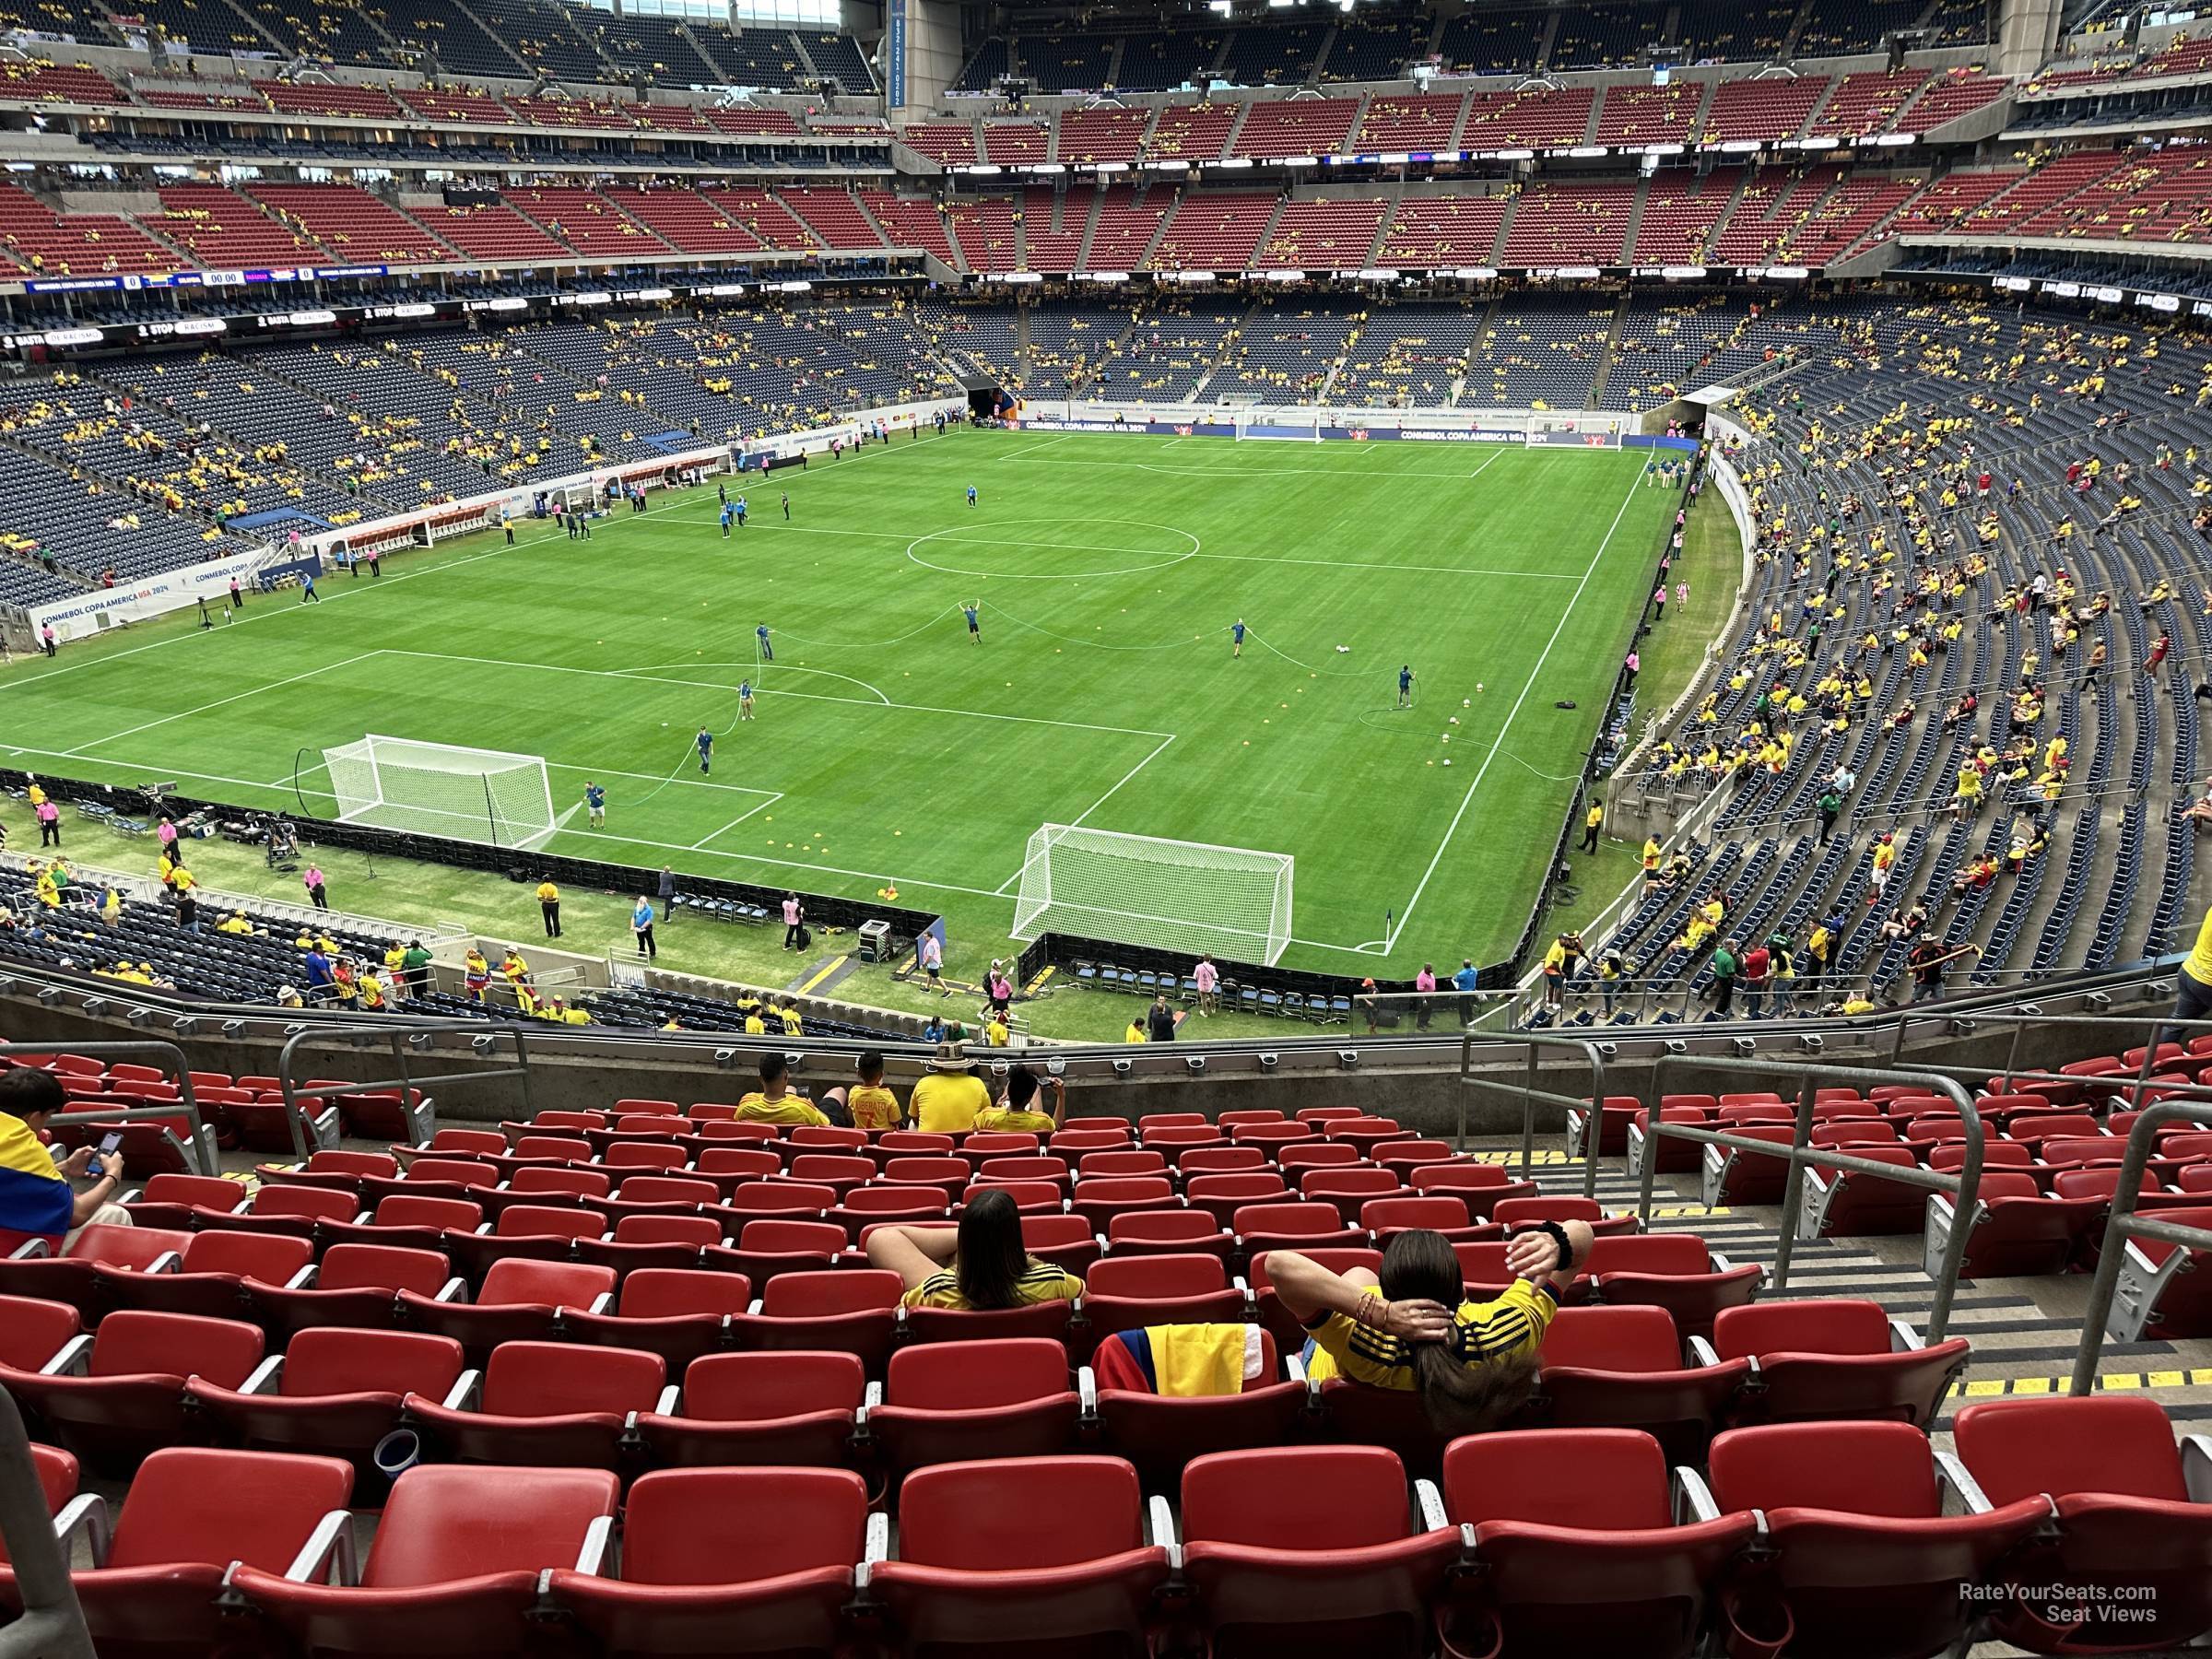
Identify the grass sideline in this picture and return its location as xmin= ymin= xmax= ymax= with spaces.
xmin=0 ymin=427 xmax=1680 ymax=983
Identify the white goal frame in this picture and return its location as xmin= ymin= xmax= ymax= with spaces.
xmin=1231 ymin=410 xmax=1323 ymax=443
xmin=1010 ymin=823 xmax=1295 ymax=965
xmin=322 ymin=735 xmax=559 ymax=852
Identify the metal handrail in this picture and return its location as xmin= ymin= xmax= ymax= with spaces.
xmin=2069 ymin=1092 xmax=2212 ymax=1394
xmin=1888 ymin=1008 xmax=2212 ymax=1121
xmin=1456 ymin=1031 xmax=1609 ymax=1196
xmin=274 ymin=1022 xmax=537 ymax=1162
xmin=1635 ymin=1054 xmax=1986 ymax=1343
xmin=0 ymin=1386 xmax=92 ymax=1659
xmin=0 ymin=1038 xmax=218 ymax=1176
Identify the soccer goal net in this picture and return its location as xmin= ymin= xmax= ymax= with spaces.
xmin=322 ymin=735 xmax=558 ymax=851
xmin=1231 ymin=410 xmax=1323 ymax=443
xmin=1011 ymin=824 xmax=1294 ymax=965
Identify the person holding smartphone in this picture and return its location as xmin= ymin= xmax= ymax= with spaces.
xmin=0 ymin=1068 xmax=129 ymax=1254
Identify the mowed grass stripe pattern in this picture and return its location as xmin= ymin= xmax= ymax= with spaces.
xmin=0 ymin=429 xmax=1678 ymax=974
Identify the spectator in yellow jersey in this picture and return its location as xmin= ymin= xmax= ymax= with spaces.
xmin=866 ymin=1187 xmax=1081 ymax=1311
xmin=734 ymin=1053 xmax=829 ymax=1127
xmin=973 ymin=1065 xmax=1065 ymax=1135
xmin=2173 ymin=901 xmax=2212 ymax=1030
xmin=1265 ymin=1219 xmax=1592 ymax=1431
xmin=910 ymin=1045 xmax=992 ymax=1134
xmin=463 ymin=948 xmax=491 ymax=1000
xmin=535 ymin=877 xmax=561 ymax=939
xmin=824 ymin=1050 xmax=903 ymax=1131
xmin=1124 ymin=1017 xmax=1148 ymax=1044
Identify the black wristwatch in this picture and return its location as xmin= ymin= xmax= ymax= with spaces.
xmin=1530 ymin=1218 xmax=1576 ymax=1272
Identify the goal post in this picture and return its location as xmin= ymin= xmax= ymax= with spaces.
xmin=1232 ymin=410 xmax=1323 ymax=443
xmin=321 ymin=735 xmax=558 ymax=851
xmin=1010 ymin=823 xmax=1294 ymax=965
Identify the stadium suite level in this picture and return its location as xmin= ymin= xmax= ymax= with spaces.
xmin=0 ymin=424 xmax=1681 ymax=988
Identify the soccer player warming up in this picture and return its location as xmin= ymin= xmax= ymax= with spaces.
xmin=965 ymin=601 xmax=982 ymax=645
xmin=966 ymin=485 xmax=978 ymax=508
xmin=1398 ymin=664 xmax=1416 ymax=709
xmin=1231 ymin=618 xmax=1245 ymax=658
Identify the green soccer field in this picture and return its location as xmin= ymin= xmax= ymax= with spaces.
xmin=0 ymin=427 xmax=1679 ymax=977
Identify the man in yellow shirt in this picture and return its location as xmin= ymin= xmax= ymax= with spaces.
xmin=734 ymin=1053 xmax=829 ymax=1126
xmin=972 ymin=1065 xmax=1065 ymax=1135
xmin=2174 ymin=903 xmax=2212 ymax=1029
xmin=910 ymin=1046 xmax=991 ymax=1134
xmin=825 ymin=1050 xmax=903 ymax=1130
xmin=535 ymin=878 xmax=561 ymax=939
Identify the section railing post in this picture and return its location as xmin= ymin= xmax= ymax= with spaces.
xmin=0 ymin=1387 xmax=93 ymax=1659
xmin=1583 ymin=1043 xmax=1607 ymax=1202
xmin=514 ymin=1024 xmax=535 ymax=1121
xmin=2068 ymin=1096 xmax=2211 ymax=1394
xmin=1769 ymin=1071 xmax=1820 ymax=1295
xmin=1520 ymin=1041 xmax=1538 ymax=1180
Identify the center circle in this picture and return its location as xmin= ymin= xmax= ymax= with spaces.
xmin=905 ymin=517 xmax=1200 ymax=581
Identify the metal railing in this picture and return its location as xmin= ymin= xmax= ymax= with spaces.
xmin=1456 ymin=1031 xmax=1610 ymax=1196
xmin=1631 ymin=1054 xmax=1988 ymax=1342
xmin=274 ymin=1021 xmax=539 ymax=1162
xmin=2069 ymin=1094 xmax=2212 ymax=1394
xmin=0 ymin=1386 xmax=92 ymax=1659
xmin=0 ymin=1038 xmax=218 ymax=1176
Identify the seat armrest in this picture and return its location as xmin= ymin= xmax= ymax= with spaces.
xmin=1414 ymin=1478 xmax=1449 ymax=1533
xmin=2182 ymin=1434 xmax=2212 ymax=1504
xmin=440 ymin=1370 xmax=481 ymax=1412
xmin=51 ymin=1492 xmax=111 ymax=1566
xmin=119 ymin=1187 xmax=143 ymax=1206
xmin=1934 ymin=1449 xmax=1995 ymax=1514
xmin=6 ymin=1239 xmax=51 ymax=1260
xmin=584 ymin=1291 xmax=614 ymax=1314
xmin=747 ymin=1298 xmax=765 ymax=1315
xmin=1888 ymin=1315 xmax=1924 ymax=1353
xmin=574 ymin=1514 xmax=613 ymax=1576
xmin=1077 ymin=1366 xmax=1097 ymax=1413
xmin=240 ymin=1356 xmax=286 ymax=1396
xmin=434 ymin=1276 xmax=468 ymax=1304
xmin=147 ymin=1251 xmax=182 ymax=1275
xmin=2121 ymin=1237 xmax=2162 ymax=1275
xmin=43 ymin=1335 xmax=93 ymax=1377
xmin=1147 ymin=1494 xmax=1181 ymax=1570
xmin=1285 ymin=1352 xmax=1307 ymax=1385
xmin=652 ymin=1385 xmax=680 ymax=1416
xmin=854 ymin=1511 xmax=891 ymax=1590
xmin=281 ymin=1263 xmax=317 ymax=1291
xmin=283 ymin=1510 xmax=359 ymax=1585
xmin=1673 ymin=1467 xmax=1722 ymax=1524
xmin=472 ymin=1222 xmax=492 ymax=1235
xmin=1093 ymin=1232 xmax=1108 ymax=1253
xmin=1687 ymin=1335 xmax=1721 ymax=1368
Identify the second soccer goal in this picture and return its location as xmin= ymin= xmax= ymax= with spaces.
xmin=1010 ymin=823 xmax=1294 ymax=965
xmin=321 ymin=735 xmax=558 ymax=851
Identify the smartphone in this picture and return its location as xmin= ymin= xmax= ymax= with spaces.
xmin=96 ymin=1131 xmax=124 ymax=1157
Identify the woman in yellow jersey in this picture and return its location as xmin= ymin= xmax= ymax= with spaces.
xmin=2174 ymin=902 xmax=2212 ymax=1029
xmin=866 ymin=1187 xmax=1081 ymax=1311
xmin=1265 ymin=1219 xmax=1594 ymax=1431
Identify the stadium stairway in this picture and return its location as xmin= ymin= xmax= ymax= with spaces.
xmin=1508 ymin=1147 xmax=2212 ymax=1430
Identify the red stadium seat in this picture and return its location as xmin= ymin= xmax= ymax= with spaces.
xmin=119 ymin=1171 xmax=246 ymax=1230
xmin=1490 ymin=1195 xmax=1640 ymax=1237
xmin=1250 ymin=1247 xmax=1381 ymax=1360
xmin=638 ymin=1349 xmax=865 ymax=1469
xmin=1700 ymin=1124 xmax=1798 ymax=1206
xmin=1178 ymin=1445 xmax=1458 ymax=1657
xmin=396 ymin=1257 xmax=615 ymax=1364
xmin=1534 ymin=1305 xmax=1748 ymax=1460
xmin=1705 ymin=1420 xmax=2051 ymax=1659
xmin=549 ymin=1466 xmax=868 ymax=1655
xmin=2109 ymin=1203 xmax=2212 ymax=1339
xmin=1096 ymin=1327 xmax=1309 ymax=1495
xmin=1079 ymin=1253 xmax=1244 ymax=1354
xmin=1796 ymin=1146 xmax=1928 ymax=1237
xmin=406 ymin=1338 xmax=666 ymax=1467
xmin=0 ymin=1442 xmax=75 ymax=1566
xmin=712 ymin=1218 xmax=850 ymax=1287
xmin=185 ymin=1326 xmax=465 ymax=1465
xmin=1440 ymin=1429 xmax=1756 ymax=1659
xmin=563 ymin=1266 xmax=755 ymax=1367
xmin=1299 ymin=1169 xmax=1413 ymax=1226
xmin=3 ymin=1309 xmax=262 ymax=1469
xmin=1106 ymin=1208 xmax=1235 ymax=1262
xmin=1361 ymin=1195 xmax=1491 ymax=1243
xmin=0 ymin=1448 xmax=354 ymax=1657
xmin=731 ymin=1268 xmax=903 ymax=1375
xmin=1183 ymin=1173 xmax=1291 ymax=1230
xmin=248 ymin=1242 xmax=450 ymax=1338
xmin=1924 ymin=1171 xmax=2106 ymax=1279
xmin=0 ymin=1223 xmax=190 ymax=1321
xmin=0 ymin=1292 xmax=78 ymax=1372
xmin=865 ymin=1456 xmax=1172 ymax=1653
xmin=1233 ymin=1202 xmax=1366 ymax=1259
xmin=99 ymin=1229 xmax=313 ymax=1320
xmin=230 ymin=1464 xmax=621 ymax=1657
xmin=1072 ymin=1177 xmax=1179 ymax=1235
xmin=1408 ymin=1163 xmax=1540 ymax=1218
xmin=1022 ymin=1213 xmax=1104 ymax=1276
xmin=1708 ymin=1299 xmax=1968 ymax=1428
xmin=863 ymin=1336 xmax=1080 ymax=1478
xmin=1952 ymin=1394 xmax=2212 ymax=1653
xmin=1583 ymin=1235 xmax=1761 ymax=1340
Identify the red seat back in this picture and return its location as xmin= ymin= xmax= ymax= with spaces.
xmin=1182 ymin=1445 xmax=1411 ymax=1549
xmin=360 ymin=1465 xmax=621 ymax=1588
xmin=477 ymin=1258 xmax=616 ymax=1311
xmin=758 ymin=1269 xmax=903 ymax=1317
xmin=90 ymin=1311 xmax=262 ymax=1384
xmin=679 ymin=1350 xmax=866 ymax=1421
xmin=898 ymin=1456 xmax=1148 ymax=1569
xmin=616 ymin=1268 xmax=754 ymax=1320
xmin=317 ymin=1243 xmax=451 ymax=1297
xmin=106 ymin=1447 xmax=354 ymax=1571
xmin=283 ymin=1328 xmax=465 ymax=1400
xmin=1442 ymin=1427 xmax=1670 ymax=1528
xmin=885 ymin=1337 xmax=1068 ymax=1408
xmin=1710 ymin=1299 xmax=1890 ymax=1360
xmin=618 ymin=1466 xmax=870 ymax=1584
xmin=1707 ymin=1421 xmax=1938 ymax=1517
xmin=1085 ymin=1253 xmax=1227 ymax=1299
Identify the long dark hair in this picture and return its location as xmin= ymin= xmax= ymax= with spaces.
xmin=954 ymin=1187 xmax=1030 ymax=1310
xmin=1378 ymin=1229 xmax=1541 ymax=1433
